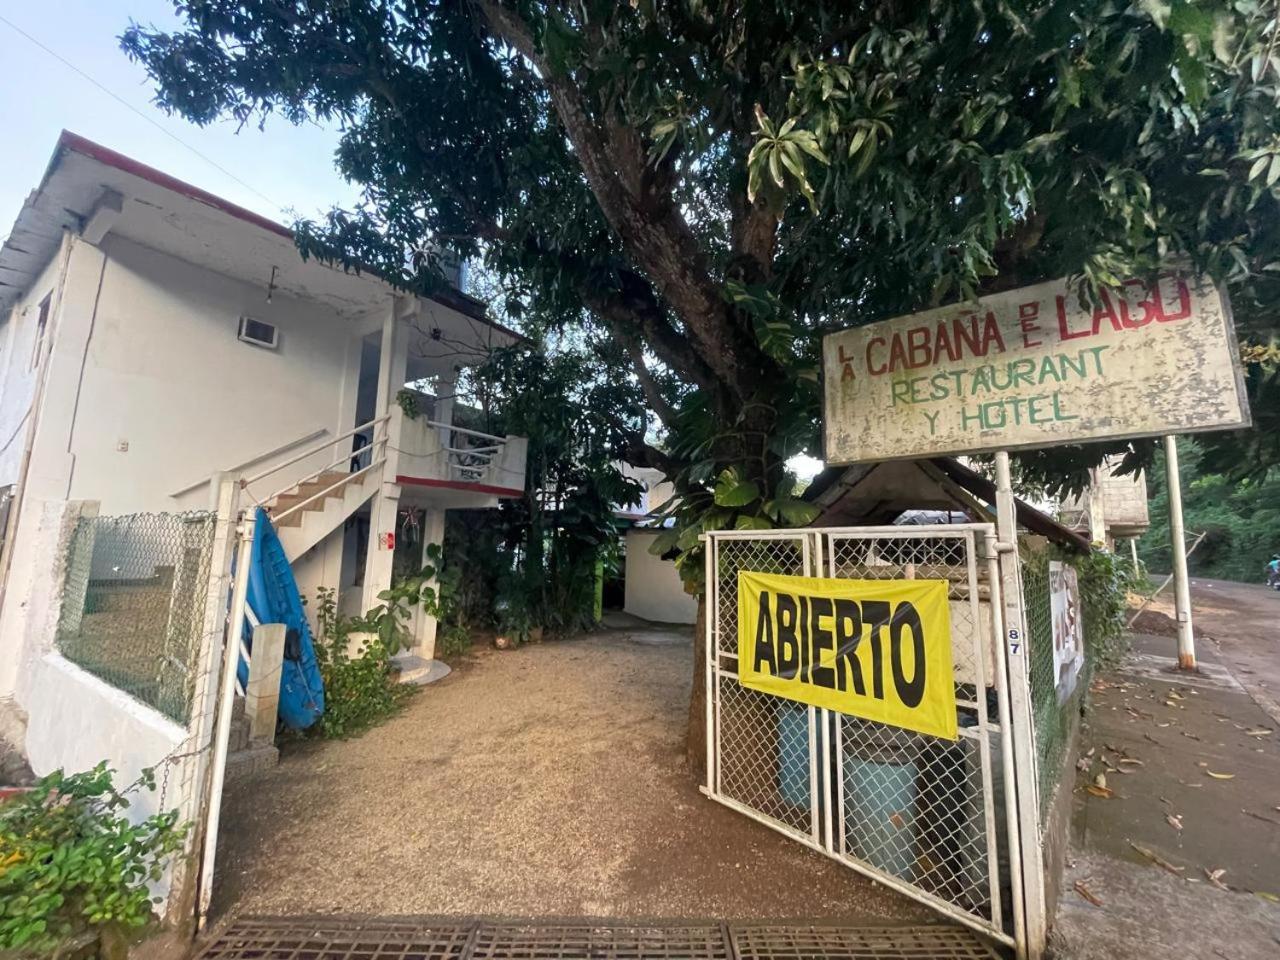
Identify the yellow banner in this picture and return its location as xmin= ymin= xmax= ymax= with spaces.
xmin=737 ymin=571 xmax=957 ymax=740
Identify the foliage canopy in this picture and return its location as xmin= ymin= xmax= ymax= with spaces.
xmin=124 ymin=0 xmax=1280 ymax=582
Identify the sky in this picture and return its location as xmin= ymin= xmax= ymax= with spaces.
xmin=0 ymin=3 xmax=828 ymax=478
xmin=0 ymin=1 xmax=359 ymax=238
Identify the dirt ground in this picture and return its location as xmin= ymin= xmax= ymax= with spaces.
xmin=213 ymin=624 xmax=923 ymax=923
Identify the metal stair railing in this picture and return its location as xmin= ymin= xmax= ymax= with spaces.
xmin=241 ymin=413 xmax=391 ymax=522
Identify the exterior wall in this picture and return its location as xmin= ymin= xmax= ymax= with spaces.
xmin=624 ymin=528 xmax=697 ymax=624
xmin=35 ymin=234 xmax=367 ymax=514
xmin=0 ymin=236 xmax=70 ymax=487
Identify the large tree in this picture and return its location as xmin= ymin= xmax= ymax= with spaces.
xmin=124 ymin=0 xmax=1280 ymax=767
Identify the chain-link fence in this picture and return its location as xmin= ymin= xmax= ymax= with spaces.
xmin=1022 ymin=554 xmax=1088 ymax=819
xmin=706 ymin=527 xmax=1015 ymax=945
xmin=56 ymin=511 xmax=218 ymax=724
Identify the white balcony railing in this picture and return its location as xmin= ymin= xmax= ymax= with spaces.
xmin=389 ymin=406 xmax=527 ymax=494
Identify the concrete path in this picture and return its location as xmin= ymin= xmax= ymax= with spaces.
xmin=213 ymin=625 xmax=924 ymax=924
xmin=1051 ymin=583 xmax=1280 ymax=959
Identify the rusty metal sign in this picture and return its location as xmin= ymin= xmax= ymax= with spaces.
xmin=822 ymin=273 xmax=1250 ymax=464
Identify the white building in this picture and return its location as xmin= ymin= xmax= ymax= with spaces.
xmin=0 ymin=132 xmax=527 ymax=757
xmin=616 ymin=465 xmax=697 ymax=625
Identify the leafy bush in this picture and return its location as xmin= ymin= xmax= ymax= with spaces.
xmin=1140 ymin=440 xmax=1280 ymax=583
xmin=0 ymin=764 xmax=187 ymax=955
xmin=1065 ymin=546 xmax=1138 ymax=672
xmin=311 ymin=588 xmax=405 ymax=739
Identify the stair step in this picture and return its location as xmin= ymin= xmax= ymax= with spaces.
xmin=295 ymin=472 xmax=353 ymax=496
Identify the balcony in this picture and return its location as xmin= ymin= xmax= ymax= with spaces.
xmin=388 ymin=405 xmax=527 ymax=508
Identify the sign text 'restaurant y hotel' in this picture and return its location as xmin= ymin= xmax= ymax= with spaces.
xmin=822 ymin=273 xmax=1250 ymax=464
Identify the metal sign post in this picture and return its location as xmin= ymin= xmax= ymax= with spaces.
xmin=1163 ymin=435 xmax=1197 ymax=669
xmin=993 ymin=452 xmax=1048 ymax=959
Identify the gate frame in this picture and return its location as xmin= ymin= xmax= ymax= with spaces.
xmin=700 ymin=523 xmax=1044 ymax=959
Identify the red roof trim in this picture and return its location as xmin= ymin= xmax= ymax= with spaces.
xmin=57 ymin=130 xmax=292 ymax=240
xmin=395 ymin=475 xmax=524 ymax=498
xmin=52 ymin=131 xmax=527 ymax=342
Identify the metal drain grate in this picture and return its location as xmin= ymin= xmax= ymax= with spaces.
xmin=199 ymin=918 xmax=1001 ymax=960
xmin=470 ymin=922 xmax=730 ymax=959
xmin=199 ymin=917 xmax=475 ymax=960
xmin=731 ymin=924 xmax=1000 ymax=959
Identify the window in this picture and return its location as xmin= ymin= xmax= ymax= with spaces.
xmin=29 ymin=295 xmax=50 ymax=370
xmin=237 ymin=315 xmax=279 ymax=349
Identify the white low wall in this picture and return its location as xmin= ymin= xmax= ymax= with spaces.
xmin=624 ymin=528 xmax=698 ymax=625
xmin=24 ymin=653 xmax=194 ymax=915
xmin=25 ymin=653 xmax=191 ymax=810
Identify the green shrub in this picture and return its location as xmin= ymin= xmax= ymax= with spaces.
xmin=311 ymin=588 xmax=407 ymax=739
xmin=1066 ymin=547 xmax=1137 ymax=672
xmin=0 ymin=763 xmax=187 ymax=955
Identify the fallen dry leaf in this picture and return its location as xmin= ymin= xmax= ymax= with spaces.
xmin=1205 ymin=868 xmax=1228 ymax=890
xmin=1074 ymin=879 xmax=1104 ymax=907
xmin=1094 ymin=772 xmax=1108 ymax=790
xmin=1130 ymin=842 xmax=1184 ymax=876
xmin=1086 ymin=784 xmax=1114 ymax=799
xmin=1256 ymin=891 xmax=1280 ymax=903
xmin=1206 ymin=771 xmax=1235 ymax=780
xmin=1166 ymin=813 xmax=1184 ymax=833
xmin=1242 ymin=809 xmax=1280 ymax=826
xmin=1118 ymin=757 xmax=1144 ymax=766
xmin=1245 ymin=728 xmax=1273 ymax=737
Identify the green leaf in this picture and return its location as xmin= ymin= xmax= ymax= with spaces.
xmin=777 ymin=499 xmax=820 ymax=525
xmin=648 ymin=529 xmax=679 ymax=556
xmin=734 ymin=514 xmax=774 ymax=530
xmin=713 ymin=468 xmax=761 ymax=507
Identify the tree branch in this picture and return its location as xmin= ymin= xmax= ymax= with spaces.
xmin=471 ymin=0 xmax=772 ymax=394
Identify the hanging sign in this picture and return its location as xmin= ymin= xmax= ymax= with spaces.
xmin=737 ymin=571 xmax=957 ymax=740
xmin=822 ymin=272 xmax=1250 ymax=464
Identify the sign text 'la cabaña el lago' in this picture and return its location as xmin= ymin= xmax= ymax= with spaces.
xmin=822 ymin=273 xmax=1250 ymax=463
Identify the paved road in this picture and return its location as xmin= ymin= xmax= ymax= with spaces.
xmin=1185 ymin=578 xmax=1280 ymax=725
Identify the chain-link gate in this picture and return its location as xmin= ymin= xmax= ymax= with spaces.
xmin=704 ymin=526 xmax=1024 ymax=953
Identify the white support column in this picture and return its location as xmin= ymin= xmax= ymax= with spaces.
xmin=362 ymin=300 xmax=410 ymax=611
xmin=435 ymin=373 xmax=457 ymax=457
xmin=411 ymin=509 xmax=447 ymax=659
xmin=993 ymin=451 xmax=1048 ymax=960
xmin=1164 ymin=435 xmax=1196 ymax=670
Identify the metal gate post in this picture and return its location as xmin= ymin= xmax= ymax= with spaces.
xmin=166 ymin=477 xmax=238 ymax=924
xmin=703 ymin=534 xmax=715 ymax=794
xmin=197 ymin=508 xmax=256 ymax=928
xmin=994 ymin=453 xmax=1048 ymax=959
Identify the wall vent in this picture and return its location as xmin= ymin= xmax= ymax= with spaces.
xmin=237 ymin=316 xmax=279 ymax=349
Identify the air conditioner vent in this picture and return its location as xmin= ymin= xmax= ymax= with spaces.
xmin=238 ymin=316 xmax=279 ymax=349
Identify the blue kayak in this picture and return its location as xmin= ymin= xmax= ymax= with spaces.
xmin=237 ymin=508 xmax=325 ymax=729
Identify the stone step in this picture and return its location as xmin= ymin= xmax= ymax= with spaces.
xmin=224 ymin=742 xmax=278 ymax=783
xmin=390 ymin=654 xmax=452 ymax=686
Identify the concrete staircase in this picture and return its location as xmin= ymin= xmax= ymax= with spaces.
xmin=270 ymin=470 xmax=376 ymax=562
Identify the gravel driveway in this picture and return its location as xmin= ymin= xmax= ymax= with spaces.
xmin=213 ymin=627 xmax=921 ymax=923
